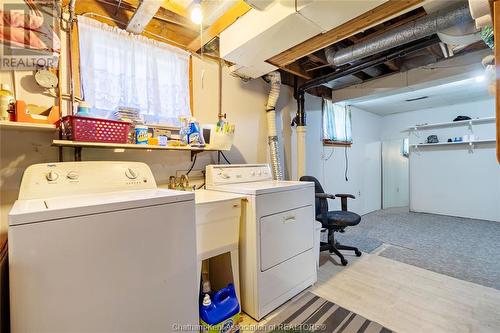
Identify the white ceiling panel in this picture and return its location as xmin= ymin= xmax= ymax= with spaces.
xmin=350 ymin=77 xmax=491 ymax=116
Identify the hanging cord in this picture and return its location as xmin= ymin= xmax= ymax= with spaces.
xmin=186 ymin=154 xmax=197 ymax=175
xmin=220 ymin=151 xmax=231 ymax=164
xmin=322 ymin=148 xmax=334 ymax=161
xmin=344 ymin=105 xmax=349 ymax=182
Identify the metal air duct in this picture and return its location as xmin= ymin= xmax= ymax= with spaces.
xmin=325 ymin=2 xmax=473 ymax=67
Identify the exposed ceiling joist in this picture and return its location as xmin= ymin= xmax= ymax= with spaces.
xmin=187 ymin=0 xmax=251 ymax=51
xmin=279 ymin=63 xmax=312 ymax=80
xmin=121 ymin=0 xmax=196 ymax=29
xmin=74 ymin=0 xmax=197 ymax=48
xmin=126 ymin=0 xmax=163 ymax=33
xmin=306 ymin=53 xmax=328 ymax=65
xmin=160 ymin=0 xmax=188 ymax=18
xmin=267 ymin=0 xmax=424 ymax=68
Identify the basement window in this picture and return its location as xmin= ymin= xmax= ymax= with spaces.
xmin=77 ymin=17 xmax=191 ymax=126
xmin=322 ymin=99 xmax=352 ymax=146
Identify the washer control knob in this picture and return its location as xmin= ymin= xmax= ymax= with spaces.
xmin=125 ymin=168 xmax=138 ymax=179
xmin=221 ymin=173 xmax=230 ymax=179
xmin=46 ymin=171 xmax=59 ymax=182
xmin=250 ymin=171 xmax=256 ymax=176
xmin=66 ymin=171 xmax=79 ymax=180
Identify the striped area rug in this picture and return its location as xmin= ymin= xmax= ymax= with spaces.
xmin=263 ymin=292 xmax=393 ymax=333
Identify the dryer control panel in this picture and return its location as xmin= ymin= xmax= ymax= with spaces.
xmin=19 ymin=162 xmax=157 ymax=200
xmin=205 ymin=164 xmax=272 ymax=186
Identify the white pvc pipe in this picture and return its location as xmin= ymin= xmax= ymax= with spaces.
xmin=296 ymin=126 xmax=307 ymax=180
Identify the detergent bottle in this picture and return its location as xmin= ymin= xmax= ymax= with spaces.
xmin=187 ymin=117 xmax=205 ymax=147
xmin=200 ymin=284 xmax=240 ymax=333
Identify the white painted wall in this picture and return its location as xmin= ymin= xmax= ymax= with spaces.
xmin=382 ymin=139 xmax=409 ymax=208
xmin=302 ymin=101 xmax=382 ymax=216
xmin=381 ymin=98 xmax=500 ymax=222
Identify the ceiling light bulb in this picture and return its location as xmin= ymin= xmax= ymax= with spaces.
xmin=475 ymin=75 xmax=485 ymax=83
xmin=190 ymin=5 xmax=202 ymax=25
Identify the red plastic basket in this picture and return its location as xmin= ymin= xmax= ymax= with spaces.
xmin=58 ymin=116 xmax=131 ymax=144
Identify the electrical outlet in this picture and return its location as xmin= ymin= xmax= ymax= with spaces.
xmin=358 ymin=191 xmax=361 ymax=197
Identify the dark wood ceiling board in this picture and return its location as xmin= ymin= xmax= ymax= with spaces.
xmin=307 ymin=53 xmax=328 ymax=65
xmin=267 ymin=0 xmax=424 ymax=68
xmin=384 ymin=59 xmax=400 ymax=71
xmin=279 ymin=70 xmax=332 ymax=99
xmin=347 ymin=8 xmax=427 ymax=45
xmin=279 ymin=62 xmax=312 ymax=80
xmin=455 ymin=40 xmax=489 ymax=54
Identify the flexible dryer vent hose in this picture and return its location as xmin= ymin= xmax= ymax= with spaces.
xmin=264 ymin=71 xmax=283 ymax=180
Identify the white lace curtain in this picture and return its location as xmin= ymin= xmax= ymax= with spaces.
xmin=77 ymin=16 xmax=191 ymax=125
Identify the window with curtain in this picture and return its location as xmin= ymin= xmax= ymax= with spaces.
xmin=77 ymin=16 xmax=191 ymax=126
xmin=322 ymin=99 xmax=352 ymax=145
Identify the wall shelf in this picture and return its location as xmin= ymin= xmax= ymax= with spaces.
xmin=0 ymin=121 xmax=56 ymax=131
xmin=52 ymin=140 xmax=228 ymax=161
xmin=403 ymin=117 xmax=496 ymax=132
xmin=411 ymin=139 xmax=496 ymax=154
xmin=412 ymin=139 xmax=496 ymax=147
xmin=52 ymin=140 xmax=222 ymax=151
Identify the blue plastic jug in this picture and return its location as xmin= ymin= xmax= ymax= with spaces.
xmin=200 ymin=284 xmax=240 ymax=332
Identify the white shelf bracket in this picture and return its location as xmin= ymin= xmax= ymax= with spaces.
xmin=410 ymin=127 xmax=421 ymax=138
xmin=467 ymin=121 xmax=473 ymax=133
xmin=412 ymin=144 xmax=421 ymax=155
xmin=468 ymin=142 xmax=475 ymax=154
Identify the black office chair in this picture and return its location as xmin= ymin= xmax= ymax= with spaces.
xmin=300 ymin=176 xmax=362 ymax=266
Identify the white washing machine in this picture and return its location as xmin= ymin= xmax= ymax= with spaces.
xmin=205 ymin=164 xmax=316 ymax=320
xmin=8 ymin=161 xmax=198 ymax=333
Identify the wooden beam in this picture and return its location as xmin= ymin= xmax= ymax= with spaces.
xmin=267 ymin=0 xmax=423 ymax=67
xmin=307 ymin=53 xmax=328 ymax=65
xmin=161 ymin=0 xmax=188 ymax=18
xmin=385 ymin=59 xmax=400 ymax=71
xmin=350 ymin=8 xmax=426 ymax=44
xmin=494 ymin=1 xmax=500 ymax=163
xmin=126 ymin=0 xmax=163 ymax=33
xmin=74 ymin=0 xmax=197 ymax=48
xmin=187 ymin=0 xmax=251 ymax=51
xmin=279 ymin=63 xmax=312 ymax=80
xmin=123 ymin=0 xmax=197 ymax=30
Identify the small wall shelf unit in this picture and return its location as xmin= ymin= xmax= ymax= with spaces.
xmin=412 ymin=139 xmax=496 ymax=154
xmin=0 ymin=121 xmax=56 ymax=132
xmin=401 ymin=117 xmax=496 ymax=154
xmin=52 ymin=140 xmax=228 ymax=161
xmin=403 ymin=117 xmax=496 ymax=137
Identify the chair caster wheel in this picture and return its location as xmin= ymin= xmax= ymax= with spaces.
xmin=355 ymin=250 xmax=362 ymax=257
xmin=341 ymin=258 xmax=348 ymax=266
